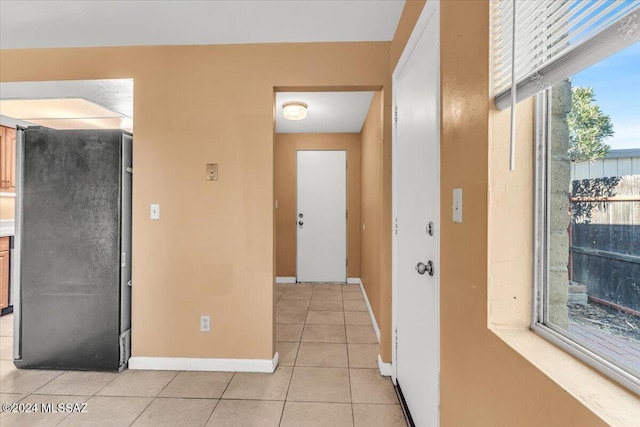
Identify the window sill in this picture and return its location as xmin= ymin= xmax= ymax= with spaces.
xmin=491 ymin=326 xmax=640 ymax=426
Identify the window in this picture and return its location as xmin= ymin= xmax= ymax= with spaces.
xmin=532 ymin=44 xmax=640 ymax=394
xmin=491 ymin=0 xmax=640 ymax=393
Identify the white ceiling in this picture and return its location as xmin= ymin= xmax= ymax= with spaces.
xmin=0 ymin=1 xmax=405 ymax=49
xmin=276 ymin=92 xmax=375 ymax=133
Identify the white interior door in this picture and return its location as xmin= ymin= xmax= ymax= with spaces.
xmin=296 ymin=150 xmax=347 ymax=283
xmin=393 ymin=3 xmax=440 ymax=426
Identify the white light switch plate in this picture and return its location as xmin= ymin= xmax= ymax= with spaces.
xmin=453 ymin=188 xmax=462 ymax=223
xmin=150 ymin=204 xmax=160 ymax=220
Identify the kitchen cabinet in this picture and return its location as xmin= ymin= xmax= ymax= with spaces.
xmin=0 ymin=237 xmax=9 ymax=311
xmin=0 ymin=126 xmax=16 ymax=192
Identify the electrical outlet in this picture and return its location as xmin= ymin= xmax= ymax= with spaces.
xmin=200 ymin=315 xmax=211 ymax=332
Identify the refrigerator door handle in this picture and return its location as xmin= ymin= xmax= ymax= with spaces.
xmin=13 ymin=128 xmax=24 ymax=364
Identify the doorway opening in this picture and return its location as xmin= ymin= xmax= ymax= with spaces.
xmin=273 ymin=89 xmax=381 ymax=285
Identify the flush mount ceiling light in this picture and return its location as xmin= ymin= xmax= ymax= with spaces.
xmin=282 ymin=101 xmax=308 ymax=121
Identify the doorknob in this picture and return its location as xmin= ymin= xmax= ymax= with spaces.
xmin=298 ymin=221 xmax=304 ymax=227
xmin=416 ymin=261 xmax=434 ymax=276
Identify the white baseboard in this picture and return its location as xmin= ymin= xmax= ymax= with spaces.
xmin=360 ymin=279 xmax=391 ymax=377
xmin=359 ymin=279 xmax=381 ymax=343
xmin=129 ymin=352 xmax=279 ymax=373
xmin=347 ymin=277 xmax=361 ymax=285
xmin=378 ymin=354 xmax=393 ymax=377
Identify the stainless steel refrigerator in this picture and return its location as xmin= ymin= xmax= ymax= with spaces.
xmin=13 ymin=127 xmax=132 ymax=371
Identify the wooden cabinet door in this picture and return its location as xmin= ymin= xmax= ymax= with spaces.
xmin=0 ymin=237 xmax=9 ymax=310
xmin=5 ymin=127 xmax=16 ymax=192
xmin=0 ymin=126 xmax=7 ymax=190
xmin=0 ymin=126 xmax=16 ymax=192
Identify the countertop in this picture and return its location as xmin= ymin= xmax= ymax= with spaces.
xmin=0 ymin=220 xmax=15 ymax=237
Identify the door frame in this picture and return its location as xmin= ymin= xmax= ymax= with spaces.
xmin=295 ymin=149 xmax=348 ymax=283
xmin=391 ymin=0 xmax=441 ymax=404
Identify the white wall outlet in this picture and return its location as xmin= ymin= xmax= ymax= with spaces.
xmin=200 ymin=315 xmax=211 ymax=332
xmin=453 ymin=188 xmax=463 ymax=223
xmin=150 ymin=204 xmax=160 ymax=220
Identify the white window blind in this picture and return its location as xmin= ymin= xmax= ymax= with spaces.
xmin=492 ymin=0 xmax=640 ymax=110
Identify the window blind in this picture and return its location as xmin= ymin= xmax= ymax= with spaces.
xmin=492 ymin=0 xmax=640 ymax=110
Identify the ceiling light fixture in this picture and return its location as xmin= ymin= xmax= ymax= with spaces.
xmin=282 ymin=101 xmax=308 ymax=121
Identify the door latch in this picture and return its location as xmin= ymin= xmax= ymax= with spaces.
xmin=427 ymin=221 xmax=434 ymax=236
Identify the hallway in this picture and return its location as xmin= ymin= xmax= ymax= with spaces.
xmin=0 ymin=283 xmax=406 ymax=426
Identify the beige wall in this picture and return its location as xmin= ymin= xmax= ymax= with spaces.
xmin=360 ymin=91 xmax=384 ymax=340
xmin=0 ymin=42 xmax=390 ymax=360
xmin=274 ymin=133 xmax=361 ymax=278
xmin=0 ymin=196 xmax=14 ymax=220
xmin=438 ymin=0 xmax=607 ymax=424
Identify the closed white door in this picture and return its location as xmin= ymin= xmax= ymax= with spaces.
xmin=393 ymin=2 xmax=440 ymax=426
xmin=296 ymin=150 xmax=347 ymax=283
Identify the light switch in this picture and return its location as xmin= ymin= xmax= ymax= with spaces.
xmin=206 ymin=163 xmax=218 ymax=181
xmin=453 ymin=188 xmax=462 ymax=223
xmin=150 ymin=203 xmax=160 ymax=220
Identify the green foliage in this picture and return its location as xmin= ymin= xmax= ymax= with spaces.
xmin=567 ymin=86 xmax=614 ymax=161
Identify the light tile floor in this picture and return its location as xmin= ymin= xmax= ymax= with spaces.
xmin=0 ymin=284 xmax=407 ymax=426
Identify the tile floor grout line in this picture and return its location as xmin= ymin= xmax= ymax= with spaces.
xmin=283 ymin=398 xmax=358 ymax=405
xmin=279 ymin=339 xmax=299 ymax=426
xmin=345 ymin=285 xmax=356 ymax=426
xmin=199 ymin=398 xmax=220 ymax=427
xmin=277 ymin=402 xmax=286 ymax=426
xmin=127 ymin=395 xmax=158 ymax=427
xmin=149 ymin=369 xmax=180 ymax=398
xmin=290 ymin=307 xmax=307 ymax=368
xmin=217 ymin=370 xmax=237 ymax=400
xmin=89 ymin=371 xmax=121 ymax=397
xmin=124 ymin=369 xmax=181 ymax=426
xmin=24 ymin=369 xmax=66 ymax=396
xmin=54 ymin=410 xmax=73 ymax=426
xmin=215 ymin=397 xmax=287 ymax=403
